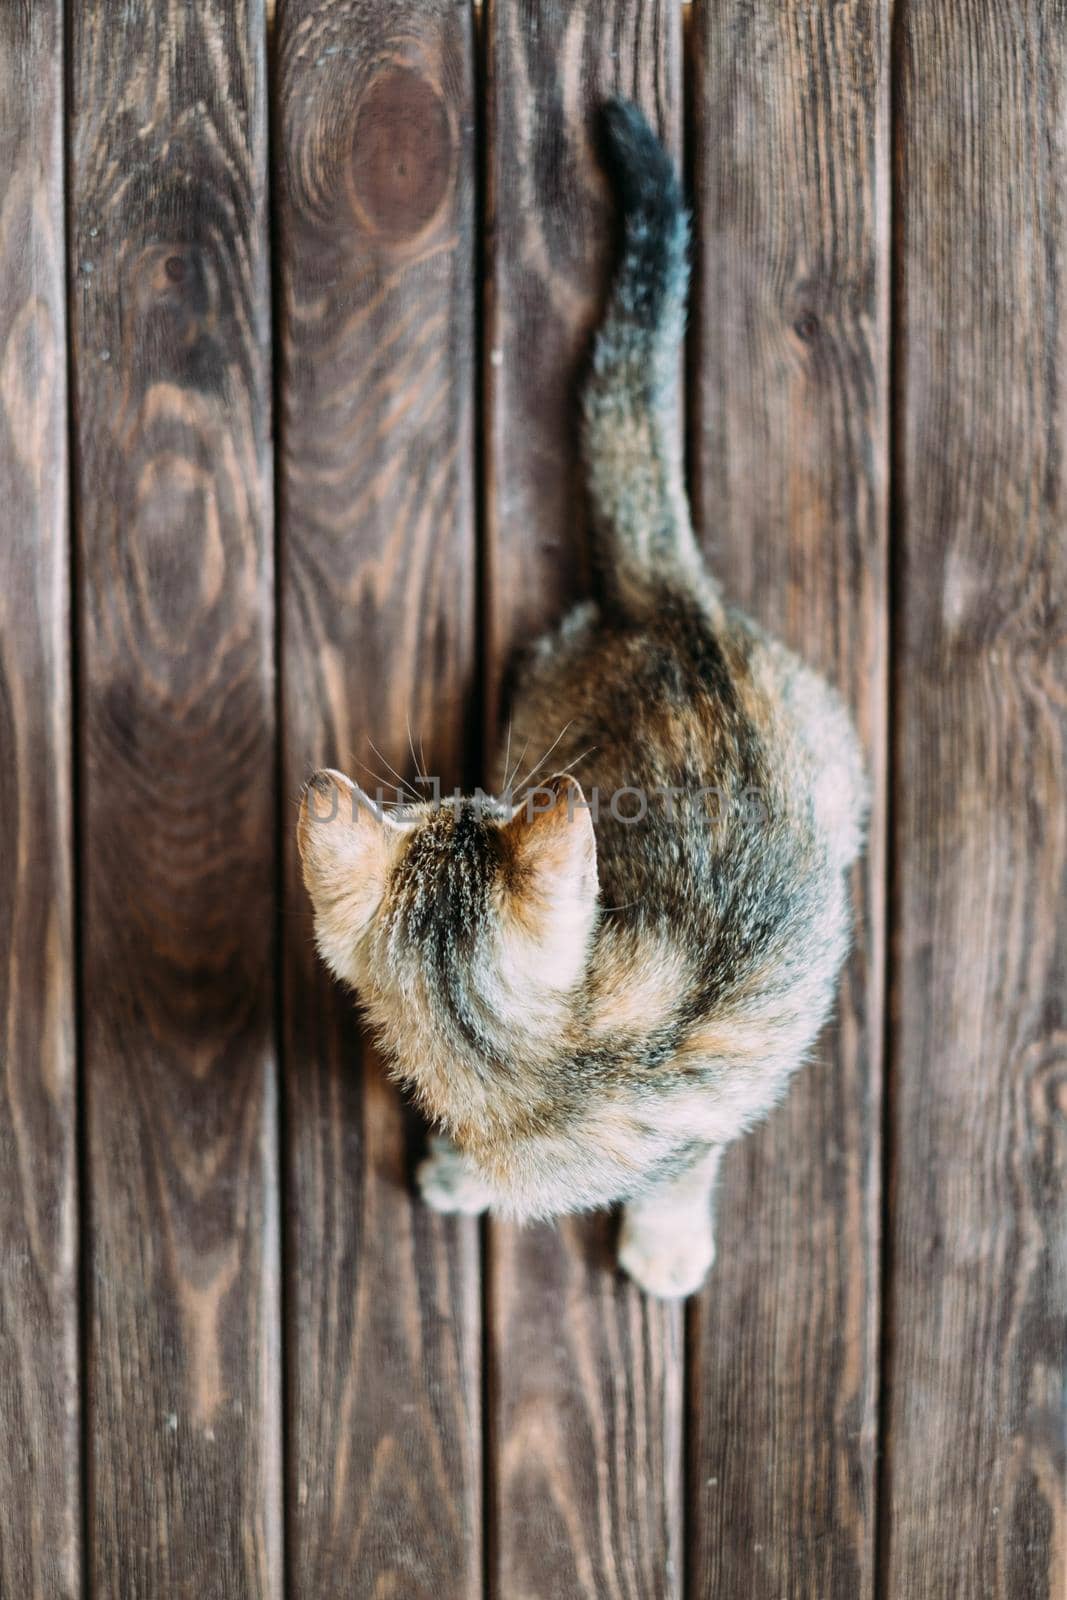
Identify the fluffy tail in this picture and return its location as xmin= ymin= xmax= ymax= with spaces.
xmin=583 ymin=99 xmax=707 ymax=616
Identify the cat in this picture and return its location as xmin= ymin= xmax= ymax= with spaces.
xmin=298 ymin=99 xmax=867 ymax=1298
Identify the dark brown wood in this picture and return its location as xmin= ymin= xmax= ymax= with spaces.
xmin=274 ymin=3 xmax=482 ymax=1594
xmin=2 ymin=3 xmax=1063 ymax=1591
xmin=885 ymin=5 xmax=1067 ymax=1595
xmin=687 ymin=4 xmax=888 ymax=1596
xmin=0 ymin=6 xmax=80 ymax=1597
xmin=484 ymin=6 xmax=685 ymax=1596
xmin=69 ymin=4 xmax=281 ymax=1594
xmin=484 ymin=0 xmax=684 ymax=721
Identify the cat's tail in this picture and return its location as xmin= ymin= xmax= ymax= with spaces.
xmin=583 ymin=99 xmax=710 ymax=617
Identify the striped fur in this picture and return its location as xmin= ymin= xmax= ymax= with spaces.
xmin=582 ymin=99 xmax=714 ymax=618
xmin=298 ymin=103 xmax=868 ymax=1298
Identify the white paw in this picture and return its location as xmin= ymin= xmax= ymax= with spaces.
xmin=618 ymin=1216 xmax=715 ymax=1299
xmin=416 ymin=1137 xmax=492 ymax=1216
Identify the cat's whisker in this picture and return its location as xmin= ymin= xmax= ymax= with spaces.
xmin=349 ymin=754 xmax=413 ymax=806
xmin=510 ymin=720 xmax=574 ymax=797
xmin=500 ymin=719 xmax=513 ymax=795
xmin=405 ymin=715 xmax=428 ymax=783
xmin=503 ymin=735 xmax=531 ymax=797
xmin=365 ymin=739 xmax=421 ymax=802
xmin=514 ymin=745 xmax=598 ymax=809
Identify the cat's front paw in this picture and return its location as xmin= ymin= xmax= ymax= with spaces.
xmin=618 ymin=1213 xmax=715 ymax=1299
xmin=416 ymin=1137 xmax=493 ymax=1216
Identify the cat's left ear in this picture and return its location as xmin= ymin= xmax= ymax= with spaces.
xmin=501 ymin=775 xmax=599 ymax=977
xmin=297 ymin=769 xmax=403 ymax=980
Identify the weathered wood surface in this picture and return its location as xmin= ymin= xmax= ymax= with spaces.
xmin=886 ymin=4 xmax=1067 ymax=1596
xmin=1 ymin=1 xmax=1064 ymax=1592
xmin=0 ymin=5 xmax=80 ymax=1597
xmin=687 ymin=3 xmax=888 ymax=1596
xmin=274 ymin=2 xmax=482 ymax=1594
xmin=484 ymin=4 xmax=686 ymax=1596
xmin=69 ymin=3 xmax=282 ymax=1595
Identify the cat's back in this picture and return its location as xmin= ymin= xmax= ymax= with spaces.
xmin=514 ymin=593 xmax=864 ymax=897
xmin=513 ymin=597 xmax=865 ymax=1095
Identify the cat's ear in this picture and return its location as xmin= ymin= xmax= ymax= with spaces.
xmin=504 ymin=772 xmax=597 ymax=885
xmin=298 ymin=770 xmax=401 ymax=962
xmin=500 ymin=775 xmax=598 ymax=987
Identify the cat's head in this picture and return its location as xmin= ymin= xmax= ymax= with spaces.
xmin=297 ymin=769 xmax=599 ymax=1116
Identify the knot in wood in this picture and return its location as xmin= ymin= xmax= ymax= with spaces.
xmin=350 ymin=68 xmax=452 ymax=245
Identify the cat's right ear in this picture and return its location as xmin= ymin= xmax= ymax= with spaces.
xmin=499 ymin=774 xmax=599 ymax=992
xmin=297 ymin=769 xmax=401 ymax=946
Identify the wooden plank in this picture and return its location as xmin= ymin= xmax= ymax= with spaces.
xmin=274 ymin=3 xmax=482 ymax=1594
xmin=687 ymin=4 xmax=888 ymax=1596
xmin=484 ymin=5 xmax=685 ymax=1596
xmin=0 ymin=5 xmax=80 ymax=1596
xmin=885 ymin=4 xmax=1067 ymax=1595
xmin=68 ymin=5 xmax=281 ymax=1595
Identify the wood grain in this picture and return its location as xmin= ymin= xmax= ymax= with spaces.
xmin=273 ymin=3 xmax=482 ymax=1594
xmin=0 ymin=5 xmax=80 ymax=1596
xmin=484 ymin=5 xmax=685 ymax=1596
xmin=68 ymin=4 xmax=281 ymax=1594
xmin=687 ymin=4 xmax=888 ymax=1596
xmin=885 ymin=4 xmax=1067 ymax=1595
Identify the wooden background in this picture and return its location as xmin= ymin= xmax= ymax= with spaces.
xmin=0 ymin=2 xmax=1063 ymax=1597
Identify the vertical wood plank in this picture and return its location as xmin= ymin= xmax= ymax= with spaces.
xmin=0 ymin=5 xmax=80 ymax=1596
xmin=484 ymin=5 xmax=685 ymax=1596
xmin=687 ymin=4 xmax=888 ymax=1596
xmin=886 ymin=4 xmax=1067 ymax=1595
xmin=69 ymin=4 xmax=282 ymax=1595
xmin=274 ymin=3 xmax=482 ymax=1594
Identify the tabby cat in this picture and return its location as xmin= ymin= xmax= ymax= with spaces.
xmin=298 ymin=100 xmax=866 ymax=1297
